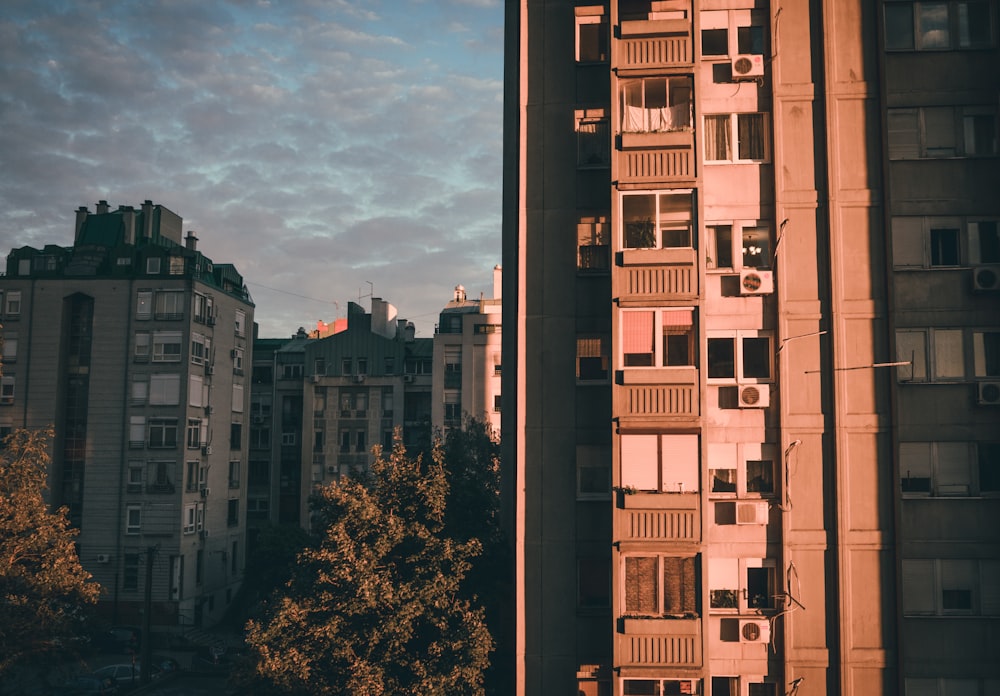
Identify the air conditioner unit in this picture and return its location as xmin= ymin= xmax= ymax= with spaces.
xmin=735 ymin=500 xmax=770 ymax=525
xmin=199 ymin=529 xmax=210 ymax=540
xmin=230 ymin=349 xmax=238 ymax=358
xmin=327 ymin=465 xmax=338 ymax=474
xmin=252 ymin=416 xmax=265 ymax=424
xmin=353 ymin=374 xmax=366 ymax=383
xmin=205 ymin=406 xmax=214 ymax=415
xmin=739 ymin=619 xmax=771 ymax=643
xmin=972 ymin=265 xmax=1000 ymax=292
xmin=205 ymin=364 xmax=214 ymax=375
xmin=732 ymin=54 xmax=764 ymax=79
xmin=200 ymin=487 xmax=210 ymax=497
xmin=96 ymin=554 xmax=111 ymax=564
xmin=739 ymin=269 xmax=774 ymax=295
xmin=202 ymin=445 xmax=213 ymax=455
xmin=977 ymin=381 xmax=1000 ymax=405
xmin=206 ymin=315 xmax=216 ymax=326
xmin=403 ymin=374 xmax=415 ymax=383
xmin=738 ymin=384 xmax=771 ymax=408
xmin=311 ymin=375 xmax=321 ymax=383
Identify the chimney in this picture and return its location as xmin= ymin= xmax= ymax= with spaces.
xmin=141 ymin=200 xmax=154 ymax=239
xmin=74 ymin=206 xmax=89 ymax=243
xmin=185 ymin=231 xmax=198 ymax=251
xmin=493 ymin=264 xmax=502 ymax=300
xmin=121 ymin=206 xmax=136 ymax=245
xmin=96 ymin=200 xmax=110 ymax=214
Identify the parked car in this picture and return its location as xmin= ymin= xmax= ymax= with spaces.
xmin=190 ymin=645 xmax=235 ymax=672
xmin=92 ymin=663 xmax=161 ymax=687
xmin=54 ymin=675 xmax=120 ymax=695
xmin=94 ymin=625 xmax=141 ymax=654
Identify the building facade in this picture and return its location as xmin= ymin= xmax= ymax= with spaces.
xmin=432 ymin=266 xmax=503 ymax=434
xmin=0 ymin=200 xmax=254 ymax=629
xmin=502 ymin=1 xmax=999 ymax=695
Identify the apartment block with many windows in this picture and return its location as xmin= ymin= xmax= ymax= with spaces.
xmin=0 ymin=200 xmax=254 ymax=629
xmin=502 ymin=1 xmax=998 ymax=694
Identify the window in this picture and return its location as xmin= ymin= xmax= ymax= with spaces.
xmin=127 ymin=461 xmax=144 ymax=492
xmin=355 ymin=430 xmax=367 ymax=453
xmin=282 ymin=431 xmax=297 ymax=446
xmin=186 ymin=461 xmax=199 ymax=491
xmin=129 ymin=416 xmax=146 ymax=448
xmin=708 ymin=443 xmax=777 ymax=497
xmin=622 ymin=309 xmax=696 ymax=368
xmin=578 ymin=213 xmax=611 ymax=270
xmin=189 ymin=374 xmax=204 ymax=408
xmin=125 ymin=505 xmax=142 ymax=535
xmin=888 ymin=106 xmax=998 ymax=158
xmin=701 ymin=9 xmax=769 ymax=57
xmin=576 ymin=110 xmax=610 ymax=167
xmin=709 ymin=557 xmax=777 ymax=611
xmin=340 ymin=430 xmax=351 ymax=453
xmin=227 ymin=460 xmax=240 ymax=488
xmin=136 ymin=290 xmax=152 ymax=319
xmin=134 ymin=332 xmax=150 ymax=361
xmin=895 ymin=328 xmax=965 ymax=381
xmin=281 ymin=363 xmax=303 ymax=379
xmin=902 ymin=558 xmax=1000 ymax=615
xmin=900 ymin=441 xmax=1000 ymax=495
xmin=4 ymin=291 xmax=20 ymax=317
xmin=624 ymin=680 xmax=706 ymax=695
xmin=147 ymin=460 xmax=174 ymax=492
xmin=342 ymin=358 xmax=353 ymax=375
xmin=193 ymin=292 xmax=211 ymax=323
xmin=130 ymin=377 xmax=148 ymax=405
xmin=621 ymin=191 xmax=695 ymax=249
xmin=620 ymin=76 xmax=692 ymax=133
xmin=0 ymin=376 xmax=14 ymax=404
xmin=444 ymin=391 xmax=461 ymax=423
xmin=146 ymin=257 xmax=162 ymax=274
xmin=620 ymin=433 xmax=699 ymax=493
xmin=147 ymin=418 xmax=178 ymax=448
xmin=247 ymin=497 xmax=270 ymax=520
xmin=905 ymin=678 xmax=1000 ymax=696
xmin=578 ymin=558 xmax=611 ymax=609
xmin=149 ymin=374 xmax=180 ymax=405
xmin=251 ymin=427 xmax=271 ymax=449
xmin=575 ymin=7 xmax=608 ymax=62
xmin=3 ymin=332 xmax=20 ymax=363
xmin=576 ymin=335 xmax=610 ymax=381
xmin=152 ymin=332 xmax=182 ymax=362
xmin=235 ymin=309 xmax=246 ymax=337
xmin=623 ymin=555 xmax=699 ymax=616
xmin=123 ymin=554 xmax=140 ymax=591
xmin=707 ymin=332 xmax=773 ymax=382
xmin=889 ymin=216 xmax=1000 ymax=268
xmin=184 ymin=503 xmax=197 ymax=534
xmin=885 ymin=1 xmax=994 ymax=50
xmin=232 ymin=383 xmax=244 ymax=413
xmin=577 ymin=445 xmax=611 ymax=499
xmin=973 ymin=331 xmax=1000 ymax=376
xmin=227 ymin=499 xmax=239 ymax=527
xmin=704 ymin=113 xmax=770 ymax=162
xmin=191 ymin=333 xmax=209 ymax=365
xmin=232 ymin=347 xmax=244 ymax=373
xmin=444 ymin=346 xmax=462 ymax=372
xmin=230 ymin=423 xmax=243 ymax=450
xmin=154 ymin=290 xmax=184 ymax=319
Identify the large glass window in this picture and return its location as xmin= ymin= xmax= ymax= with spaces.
xmin=621 ymin=191 xmax=695 ymax=249
xmin=707 ymin=332 xmax=773 ymax=382
xmin=705 ymin=113 xmax=770 ymax=162
xmin=885 ymin=1 xmax=994 ymax=50
xmin=622 ymin=309 xmax=696 ymax=368
xmin=620 ymin=433 xmax=699 ymax=493
xmin=623 ymin=555 xmax=698 ymax=616
xmin=620 ymin=76 xmax=692 ymax=133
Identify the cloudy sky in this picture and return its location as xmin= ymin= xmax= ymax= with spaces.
xmin=0 ymin=0 xmax=504 ymax=337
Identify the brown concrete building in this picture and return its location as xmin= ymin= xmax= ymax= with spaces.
xmin=501 ymin=1 xmax=999 ymax=695
xmin=0 ymin=200 xmax=254 ymax=629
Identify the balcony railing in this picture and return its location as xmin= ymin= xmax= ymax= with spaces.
xmin=615 ymin=617 xmax=701 ymax=667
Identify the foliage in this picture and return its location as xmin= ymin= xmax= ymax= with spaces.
xmin=238 ymin=434 xmax=492 ymax=695
xmin=0 ymin=428 xmax=100 ymax=674
xmin=226 ymin=522 xmax=312 ymax=627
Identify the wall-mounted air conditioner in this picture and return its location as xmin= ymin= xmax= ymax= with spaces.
xmin=738 ymin=384 xmax=770 ymax=408
xmin=353 ymin=374 xmax=366 ymax=383
xmin=739 ymin=269 xmax=774 ymax=295
xmin=202 ymin=445 xmax=212 ymax=456
xmin=735 ymin=500 xmax=769 ymax=525
xmin=972 ymin=265 xmax=1000 ymax=292
xmin=311 ymin=375 xmax=321 ymax=383
xmin=200 ymin=487 xmax=211 ymax=497
xmin=403 ymin=374 xmax=415 ymax=383
xmin=731 ymin=54 xmax=764 ymax=80
xmin=205 ymin=364 xmax=214 ymax=375
xmin=96 ymin=554 xmax=111 ymax=563
xmin=739 ymin=619 xmax=771 ymax=643
xmin=199 ymin=529 xmax=210 ymax=540
xmin=977 ymin=381 xmax=1000 ymax=406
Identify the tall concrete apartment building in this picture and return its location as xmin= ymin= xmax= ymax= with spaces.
xmin=0 ymin=200 xmax=254 ymax=629
xmin=502 ymin=2 xmax=999 ymax=695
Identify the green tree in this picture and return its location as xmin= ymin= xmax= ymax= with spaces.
xmin=0 ymin=427 xmax=100 ymax=674
xmin=239 ymin=435 xmax=492 ymax=695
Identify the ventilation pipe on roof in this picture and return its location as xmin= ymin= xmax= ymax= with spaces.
xmin=141 ymin=200 xmax=154 ymax=239
xmin=74 ymin=206 xmax=89 ymax=243
xmin=185 ymin=231 xmax=198 ymax=251
xmin=96 ymin=200 xmax=110 ymax=214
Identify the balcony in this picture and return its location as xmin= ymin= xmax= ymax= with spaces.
xmin=615 ymin=368 xmax=698 ymax=418
xmin=616 ymin=617 xmax=701 ymax=667
xmin=618 ymin=251 xmax=697 ymax=299
xmin=618 ymin=491 xmax=700 ymax=542
xmin=618 ymin=130 xmax=695 ymax=183
xmin=619 ymin=30 xmax=691 ymax=69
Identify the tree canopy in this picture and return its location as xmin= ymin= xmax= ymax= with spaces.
xmin=0 ymin=428 xmax=100 ymax=674
xmin=239 ymin=434 xmax=492 ymax=695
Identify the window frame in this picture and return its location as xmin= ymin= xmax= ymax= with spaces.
xmin=888 ymin=105 xmax=999 ymax=159
xmin=706 ymin=331 xmax=775 ymax=384
xmin=620 ymin=308 xmax=697 ymax=369
xmin=151 ymin=331 xmax=183 ymax=363
xmin=620 ymin=432 xmax=700 ymax=494
xmin=901 ymin=558 xmax=1000 ymax=616
xmin=620 ymin=189 xmax=696 ymax=250
xmin=884 ymin=0 xmax=995 ymax=51
xmin=708 ymin=557 xmax=778 ymax=613
xmin=125 ymin=504 xmax=142 ymax=535
xmin=619 ymin=75 xmax=693 ymax=135
xmin=575 ymin=8 xmax=608 ymax=63
xmin=576 ymin=109 xmax=610 ymax=168
xmin=621 ymin=553 xmax=700 ymax=618
xmin=703 ymin=112 xmax=772 ymax=163
xmin=707 ymin=442 xmax=778 ymax=498
xmin=577 ymin=444 xmax=612 ymax=500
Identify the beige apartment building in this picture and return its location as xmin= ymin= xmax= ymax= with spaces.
xmin=501 ymin=1 xmax=999 ymax=695
xmin=0 ymin=200 xmax=254 ymax=629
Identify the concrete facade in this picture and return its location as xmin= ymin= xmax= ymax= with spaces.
xmin=0 ymin=200 xmax=254 ymax=629
xmin=502 ymin=1 xmax=999 ymax=694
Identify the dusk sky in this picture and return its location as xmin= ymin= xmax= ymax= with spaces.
xmin=0 ymin=0 xmax=504 ymax=338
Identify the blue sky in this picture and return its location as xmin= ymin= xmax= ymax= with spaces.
xmin=0 ymin=0 xmax=504 ymax=337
